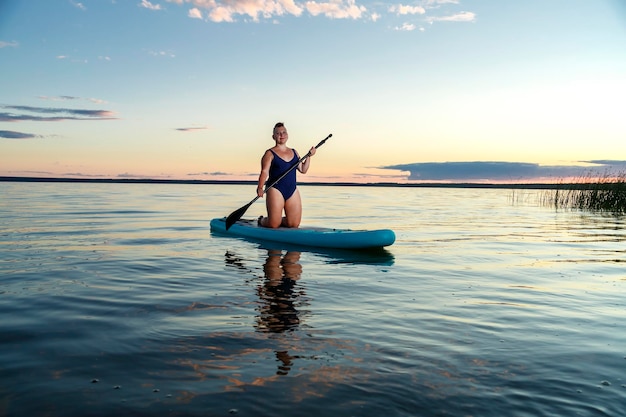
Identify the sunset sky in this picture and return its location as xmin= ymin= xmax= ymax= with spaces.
xmin=1 ymin=0 xmax=625 ymax=182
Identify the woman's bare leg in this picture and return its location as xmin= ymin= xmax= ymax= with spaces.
xmin=262 ymin=188 xmax=286 ymax=228
xmin=282 ymin=189 xmax=302 ymax=228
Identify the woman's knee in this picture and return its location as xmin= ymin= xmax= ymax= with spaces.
xmin=283 ymin=217 xmax=300 ymax=228
xmin=266 ymin=216 xmax=282 ymax=228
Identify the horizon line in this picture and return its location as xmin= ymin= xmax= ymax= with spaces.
xmin=0 ymin=176 xmax=591 ymax=190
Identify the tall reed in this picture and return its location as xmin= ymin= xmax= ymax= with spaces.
xmin=541 ymin=171 xmax=626 ymax=215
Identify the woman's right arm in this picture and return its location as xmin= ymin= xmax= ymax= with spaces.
xmin=257 ymin=150 xmax=272 ymax=197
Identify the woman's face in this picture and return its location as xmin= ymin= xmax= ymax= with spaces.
xmin=273 ymin=126 xmax=288 ymax=143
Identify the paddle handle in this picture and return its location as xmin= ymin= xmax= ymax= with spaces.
xmin=313 ymin=133 xmax=332 ymax=151
xmin=263 ymin=133 xmax=332 ymax=194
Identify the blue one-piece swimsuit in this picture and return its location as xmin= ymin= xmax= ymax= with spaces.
xmin=268 ymin=149 xmax=299 ymax=200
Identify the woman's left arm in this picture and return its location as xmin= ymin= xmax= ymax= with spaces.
xmin=298 ymin=146 xmax=316 ymax=174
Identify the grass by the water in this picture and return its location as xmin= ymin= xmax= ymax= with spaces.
xmin=541 ymin=172 xmax=626 ymax=214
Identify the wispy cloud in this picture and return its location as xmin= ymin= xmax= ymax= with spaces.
xmin=583 ymin=160 xmax=626 ymax=168
xmin=148 ymin=49 xmax=176 ymax=58
xmin=55 ymin=54 xmax=89 ymax=64
xmin=38 ymin=95 xmax=108 ymax=104
xmin=175 ymin=126 xmax=208 ymax=132
xmin=0 ymin=130 xmax=40 ymax=139
xmin=165 ymin=0 xmax=475 ymax=26
xmin=0 ymin=100 xmax=116 ymax=140
xmin=187 ymin=171 xmax=231 ymax=176
xmin=70 ymin=0 xmax=86 ymax=11
xmin=427 ymin=10 xmax=476 ymax=23
xmin=388 ymin=1 xmax=473 ymax=31
xmin=394 ymin=22 xmax=417 ymax=31
xmin=389 ymin=4 xmax=425 ymax=15
xmin=305 ymin=0 xmax=365 ymax=20
xmin=0 ymin=40 xmax=19 ymax=48
xmin=1 ymin=105 xmax=117 ymax=122
xmin=210 ymin=0 xmax=303 ymax=22
xmin=424 ymin=0 xmax=460 ymax=6
xmin=117 ymin=172 xmax=172 ymax=179
xmin=381 ymin=161 xmax=626 ymax=182
xmin=62 ymin=172 xmax=107 ymax=178
xmin=140 ymin=0 xmax=163 ymax=11
xmin=168 ymin=0 xmax=372 ymax=22
xmin=39 ymin=95 xmax=80 ymax=101
xmin=188 ymin=7 xmax=202 ymax=19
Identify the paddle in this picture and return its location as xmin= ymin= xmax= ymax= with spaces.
xmin=225 ymin=133 xmax=332 ymax=230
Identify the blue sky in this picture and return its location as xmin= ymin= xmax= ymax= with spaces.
xmin=1 ymin=0 xmax=625 ymax=182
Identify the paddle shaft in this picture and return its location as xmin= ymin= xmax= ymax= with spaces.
xmin=225 ymin=133 xmax=332 ymax=230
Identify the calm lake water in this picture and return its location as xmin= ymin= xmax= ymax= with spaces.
xmin=1 ymin=182 xmax=625 ymax=417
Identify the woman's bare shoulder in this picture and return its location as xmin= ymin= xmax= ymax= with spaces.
xmin=261 ymin=149 xmax=274 ymax=162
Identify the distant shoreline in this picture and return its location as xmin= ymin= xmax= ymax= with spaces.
xmin=0 ymin=176 xmax=565 ymax=189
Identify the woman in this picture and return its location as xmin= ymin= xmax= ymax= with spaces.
xmin=256 ymin=122 xmax=316 ymax=228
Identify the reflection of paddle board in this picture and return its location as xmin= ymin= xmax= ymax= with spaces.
xmin=210 ymin=217 xmax=395 ymax=250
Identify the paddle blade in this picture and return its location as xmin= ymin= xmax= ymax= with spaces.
xmin=225 ymin=202 xmax=253 ymax=230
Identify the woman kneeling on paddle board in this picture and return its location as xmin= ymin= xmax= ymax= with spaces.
xmin=256 ymin=122 xmax=316 ymax=228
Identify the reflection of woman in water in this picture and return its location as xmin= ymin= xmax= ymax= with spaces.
xmin=256 ymin=249 xmax=304 ymax=375
xmin=256 ymin=250 xmax=303 ymax=334
xmin=224 ymin=249 xmax=306 ymax=376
